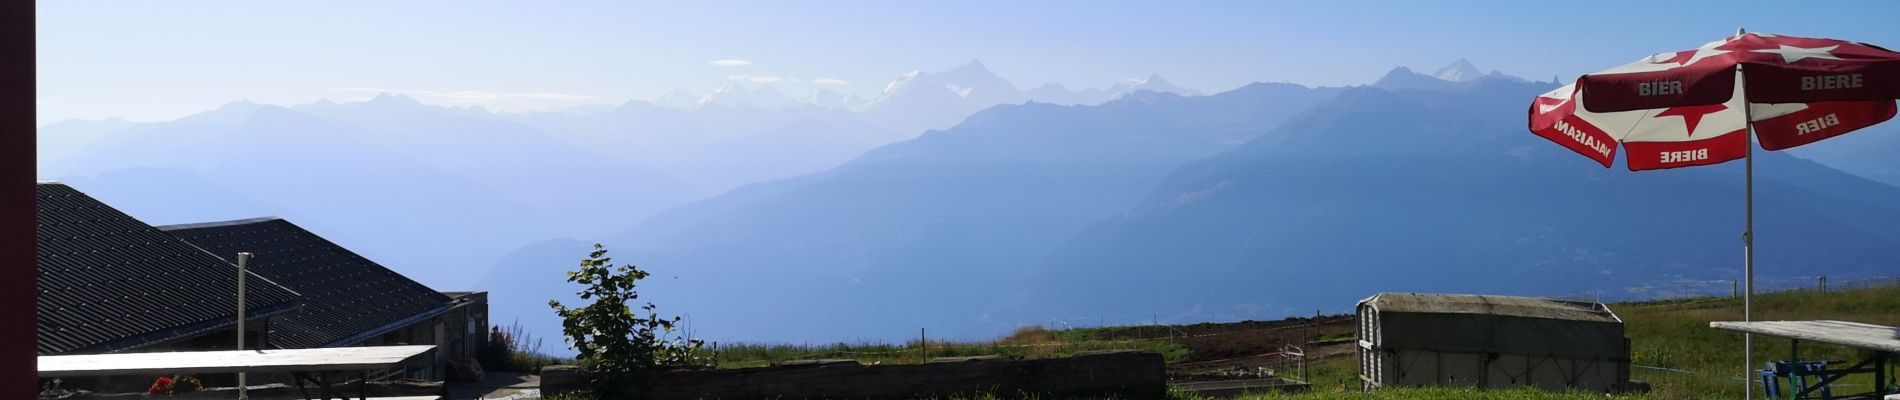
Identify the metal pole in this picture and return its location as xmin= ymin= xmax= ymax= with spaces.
xmin=1737 ymin=47 xmax=1757 ymax=399
xmin=236 ymin=252 xmax=252 ymax=399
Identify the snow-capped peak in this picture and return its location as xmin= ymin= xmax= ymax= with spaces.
xmin=867 ymin=59 xmax=1020 ymax=107
xmin=1433 ymin=59 xmax=1485 ymax=82
xmin=884 ymin=70 xmax=923 ymax=97
xmin=654 ymin=89 xmax=701 ymax=110
xmin=1113 ymin=73 xmax=1202 ymax=97
xmin=698 ymin=84 xmax=799 ymax=111
xmin=806 ymin=89 xmax=866 ymax=110
xmin=945 ymin=85 xmax=974 ymax=98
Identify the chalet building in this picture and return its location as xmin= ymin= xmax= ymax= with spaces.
xmin=36 ymin=183 xmax=488 ymax=384
xmin=36 ymin=183 xmax=303 ymax=356
xmin=162 ymin=217 xmax=489 ymax=380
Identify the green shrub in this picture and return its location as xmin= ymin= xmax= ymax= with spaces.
xmin=549 ymin=244 xmax=705 ymax=374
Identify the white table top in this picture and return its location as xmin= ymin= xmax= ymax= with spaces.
xmin=38 ymin=345 xmax=435 ymax=377
xmin=1709 ymin=320 xmax=1900 ymax=353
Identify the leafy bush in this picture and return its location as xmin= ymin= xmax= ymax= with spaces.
xmin=549 ymin=244 xmax=705 ymax=373
xmin=481 ymin=320 xmax=566 ymax=372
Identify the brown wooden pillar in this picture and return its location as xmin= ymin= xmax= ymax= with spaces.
xmin=3 ymin=0 xmax=37 ymax=394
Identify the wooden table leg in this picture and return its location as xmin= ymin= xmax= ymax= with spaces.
xmin=320 ymin=371 xmax=334 ymax=400
xmin=1876 ymin=352 xmax=1888 ymax=397
xmin=293 ymin=371 xmax=313 ymax=400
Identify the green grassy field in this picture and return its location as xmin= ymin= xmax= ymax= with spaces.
xmin=1616 ymin=283 xmax=1900 ymax=399
xmin=1201 ymin=283 xmax=1900 ymax=400
xmin=707 ymin=326 xmax=1191 ymax=369
xmin=638 ymin=283 xmax=1900 ymax=399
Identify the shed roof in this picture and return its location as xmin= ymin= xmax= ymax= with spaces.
xmin=1359 ymin=292 xmax=1621 ymax=324
xmin=162 ymin=217 xmax=450 ymax=348
xmin=37 ymin=183 xmax=304 ymax=355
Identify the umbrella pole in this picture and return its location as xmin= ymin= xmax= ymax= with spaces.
xmin=1741 ymin=68 xmax=1757 ymax=400
xmin=1744 ymin=120 xmax=1756 ymax=399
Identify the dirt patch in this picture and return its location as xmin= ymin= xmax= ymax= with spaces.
xmin=1152 ymin=315 xmax=1356 ymax=383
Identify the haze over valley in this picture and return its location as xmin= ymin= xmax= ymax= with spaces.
xmin=38 ymin=57 xmax=1900 ymax=350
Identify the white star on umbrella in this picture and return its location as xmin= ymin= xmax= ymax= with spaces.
xmin=1752 ymin=44 xmax=1842 ymax=64
xmin=1648 ymin=47 xmax=1732 ymax=67
xmin=1536 ymin=93 xmax=1571 ymax=114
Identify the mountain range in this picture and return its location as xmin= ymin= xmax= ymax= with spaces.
xmin=478 ymin=61 xmax=1900 ymax=347
xmin=36 ymin=60 xmax=1214 ymax=289
xmin=1017 ymin=80 xmax=1900 ymax=325
xmin=38 ymin=59 xmax=1900 ymax=350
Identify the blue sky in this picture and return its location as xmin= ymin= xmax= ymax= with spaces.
xmin=36 ymin=0 xmax=1900 ymax=124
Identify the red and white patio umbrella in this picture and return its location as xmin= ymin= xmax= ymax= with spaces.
xmin=1529 ymin=30 xmax=1900 ymax=396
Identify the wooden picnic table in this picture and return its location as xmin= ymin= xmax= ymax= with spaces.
xmin=39 ymin=345 xmax=436 ymax=400
xmin=1711 ymin=320 xmax=1897 ymax=399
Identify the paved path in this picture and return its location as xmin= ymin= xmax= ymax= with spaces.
xmin=447 ymin=372 xmax=541 ymax=399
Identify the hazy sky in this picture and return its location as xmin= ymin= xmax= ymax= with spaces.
xmin=37 ymin=0 xmax=1900 ymax=124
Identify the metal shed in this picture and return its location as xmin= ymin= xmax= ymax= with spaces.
xmin=1357 ymin=293 xmax=1634 ymax=393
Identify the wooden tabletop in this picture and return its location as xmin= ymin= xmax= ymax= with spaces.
xmin=37 ymin=345 xmax=435 ymax=377
xmin=1709 ymin=320 xmax=1900 ymax=353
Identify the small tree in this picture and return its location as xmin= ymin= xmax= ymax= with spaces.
xmin=549 ymin=244 xmax=704 ymax=374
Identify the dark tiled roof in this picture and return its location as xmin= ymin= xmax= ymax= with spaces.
xmin=37 ymin=183 xmax=304 ymax=355
xmin=163 ymin=218 xmax=451 ymax=348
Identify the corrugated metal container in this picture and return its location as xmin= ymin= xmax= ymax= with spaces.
xmin=1356 ymin=293 xmax=1633 ymax=393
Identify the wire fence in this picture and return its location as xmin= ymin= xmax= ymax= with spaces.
xmin=1555 ymin=274 xmax=1900 ymax=303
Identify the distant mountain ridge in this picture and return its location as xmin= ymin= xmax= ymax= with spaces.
xmin=1014 ymin=79 xmax=1900 ymax=325
xmin=487 ymin=71 xmax=1900 ymax=347
xmin=38 ymin=97 xmax=691 ymax=288
xmin=1789 ymin=124 xmax=1900 ymax=187
xmin=47 ymin=55 xmax=1900 ymax=353
xmin=37 ymin=60 xmax=1220 ymax=293
xmin=1376 ymin=60 xmax=1529 ymax=92
xmin=472 ymin=81 xmax=1349 ymax=345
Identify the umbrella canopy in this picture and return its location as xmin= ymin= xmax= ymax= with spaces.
xmin=1526 ymin=31 xmax=1900 ymax=398
xmin=1531 ymin=32 xmax=1900 ymax=170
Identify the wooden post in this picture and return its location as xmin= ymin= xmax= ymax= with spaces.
xmin=236 ymin=252 xmax=252 ymax=399
xmin=0 ymin=1 xmax=34 ymax=396
xmin=920 ymin=328 xmax=928 ymax=364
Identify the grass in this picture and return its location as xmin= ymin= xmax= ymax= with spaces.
xmin=1286 ymin=283 xmax=1900 ymax=400
xmin=551 ymin=282 xmax=1898 ymax=399
xmin=707 ymin=325 xmax=1191 ymax=369
xmin=1617 ymin=284 xmax=1900 ymax=399
xmin=1174 ymin=386 xmax=1648 ymax=400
